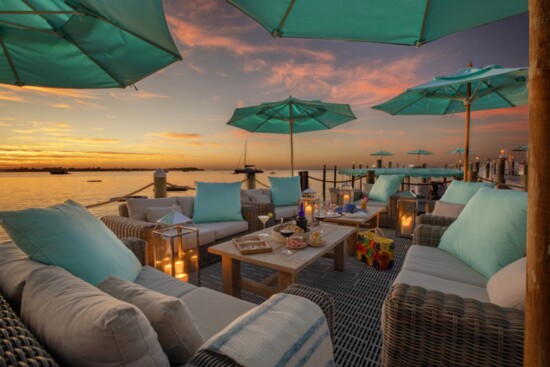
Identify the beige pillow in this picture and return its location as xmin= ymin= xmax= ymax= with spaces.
xmin=21 ymin=267 xmax=170 ymax=367
xmin=146 ymin=206 xmax=182 ymax=223
xmin=431 ymin=201 xmax=465 ymax=218
xmin=487 ymin=257 xmax=526 ymax=310
xmin=99 ymin=276 xmax=204 ymax=364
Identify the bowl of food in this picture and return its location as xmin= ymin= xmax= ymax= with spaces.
xmin=308 ymin=230 xmax=325 ymax=247
xmin=272 ymin=223 xmax=308 ymax=243
xmin=287 ymin=235 xmax=308 ymax=250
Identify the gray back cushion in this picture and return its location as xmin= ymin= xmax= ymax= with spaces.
xmin=21 ymin=267 xmax=170 ymax=367
xmin=126 ymin=197 xmax=178 ymax=221
xmin=176 ymin=196 xmax=195 ymax=218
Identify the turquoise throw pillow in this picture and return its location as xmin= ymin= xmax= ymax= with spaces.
xmin=0 ymin=200 xmax=142 ymax=286
xmin=269 ymin=176 xmax=302 ymax=207
xmin=368 ymin=175 xmax=404 ymax=202
xmin=193 ymin=182 xmax=243 ymax=223
xmin=440 ymin=180 xmax=495 ymax=205
xmin=438 ymin=188 xmax=527 ymax=279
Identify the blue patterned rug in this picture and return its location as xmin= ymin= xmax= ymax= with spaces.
xmin=200 ymin=232 xmax=412 ymax=367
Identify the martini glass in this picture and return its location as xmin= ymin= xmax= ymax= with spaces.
xmin=258 ymin=215 xmax=270 ymax=230
xmin=280 ymin=229 xmax=295 ymax=255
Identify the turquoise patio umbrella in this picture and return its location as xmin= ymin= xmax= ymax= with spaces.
xmin=373 ymin=64 xmax=528 ymax=181
xmin=227 ymin=96 xmax=357 ymax=175
xmin=226 ymin=0 xmax=527 ymax=46
xmin=370 ymin=150 xmax=393 ymax=165
xmin=0 ymin=0 xmax=181 ymax=88
xmin=408 ymin=149 xmax=433 ymax=164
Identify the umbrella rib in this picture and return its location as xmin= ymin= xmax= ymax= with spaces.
xmin=0 ymin=19 xmax=63 ymax=33
xmin=274 ymin=0 xmax=297 ymax=37
xmin=416 ymin=0 xmax=431 ymax=46
xmin=293 ymin=103 xmax=332 ymax=130
xmin=249 ymin=103 xmax=290 ymax=133
xmin=0 ymin=34 xmax=22 ymax=86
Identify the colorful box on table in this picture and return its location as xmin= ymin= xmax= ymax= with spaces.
xmin=356 ymin=229 xmax=395 ymax=270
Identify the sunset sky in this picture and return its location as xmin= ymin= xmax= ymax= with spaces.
xmin=0 ymin=1 xmax=529 ymax=170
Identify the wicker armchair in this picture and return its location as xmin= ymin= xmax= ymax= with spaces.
xmin=383 ymin=226 xmax=525 ymax=367
xmin=102 ymin=204 xmax=259 ymax=267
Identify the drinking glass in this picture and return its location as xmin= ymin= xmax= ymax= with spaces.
xmin=280 ymin=229 xmax=295 ymax=255
xmin=258 ymin=215 xmax=270 ymax=230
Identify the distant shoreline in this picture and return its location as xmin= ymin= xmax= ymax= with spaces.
xmin=0 ymin=167 xmax=204 ymax=173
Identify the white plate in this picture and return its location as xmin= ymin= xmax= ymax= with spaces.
xmin=315 ymin=213 xmax=341 ymax=219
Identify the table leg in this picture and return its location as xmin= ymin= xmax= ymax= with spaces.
xmin=222 ymin=256 xmax=241 ymax=297
xmin=334 ymin=241 xmax=345 ymax=271
xmin=346 ymin=228 xmax=358 ymax=255
xmin=278 ymin=271 xmax=295 ymax=292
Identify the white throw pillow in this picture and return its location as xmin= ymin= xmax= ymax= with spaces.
xmin=487 ymin=257 xmax=526 ymax=310
xmin=431 ymin=201 xmax=465 ymax=218
xmin=99 ymin=276 xmax=204 ymax=364
xmin=21 ymin=267 xmax=170 ymax=367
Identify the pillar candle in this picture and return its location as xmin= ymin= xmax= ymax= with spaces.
xmin=175 ymin=273 xmax=188 ymax=282
xmin=305 ymin=205 xmax=313 ymax=223
xmin=343 ymin=194 xmax=350 ymax=205
xmin=175 ymin=260 xmax=184 ymax=274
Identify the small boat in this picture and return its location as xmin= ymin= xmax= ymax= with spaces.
xmin=234 ymin=140 xmax=263 ymax=174
xmin=50 ymin=168 xmax=70 ymax=175
xmin=87 ymin=180 xmax=102 ymax=183
xmin=167 ymin=185 xmax=190 ymax=192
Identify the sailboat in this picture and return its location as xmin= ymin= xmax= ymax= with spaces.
xmin=234 ymin=140 xmax=263 ymax=174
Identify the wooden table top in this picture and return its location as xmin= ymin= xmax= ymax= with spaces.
xmin=208 ymin=223 xmax=355 ymax=274
xmin=321 ymin=206 xmax=385 ymax=225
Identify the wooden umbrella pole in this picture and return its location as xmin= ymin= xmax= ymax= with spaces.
xmin=525 ymin=1 xmax=550 ymax=365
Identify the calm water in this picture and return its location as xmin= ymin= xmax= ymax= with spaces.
xmin=0 ymin=169 xmax=333 ymax=242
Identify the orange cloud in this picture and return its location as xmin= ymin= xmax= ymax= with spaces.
xmin=59 ymin=137 xmax=123 ymax=143
xmin=473 ymin=121 xmax=528 ymax=133
xmin=148 ymin=132 xmax=201 ymax=139
xmin=110 ymin=90 xmax=169 ymax=100
xmin=0 ymin=90 xmax=25 ymax=102
xmin=51 ymin=103 xmax=71 ymax=109
xmin=1 ymin=85 xmax=97 ymax=99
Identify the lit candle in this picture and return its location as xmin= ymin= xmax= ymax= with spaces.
xmin=343 ymin=194 xmax=350 ymax=205
xmin=400 ymin=215 xmax=413 ymax=235
xmin=305 ymin=205 xmax=313 ymax=223
xmin=175 ymin=260 xmax=184 ymax=274
xmin=163 ymin=264 xmax=172 ymax=276
xmin=175 ymin=273 xmax=189 ymax=282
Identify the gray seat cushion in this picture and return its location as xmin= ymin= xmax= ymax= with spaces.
xmin=195 ymin=221 xmax=248 ymax=241
xmin=135 ymin=266 xmax=196 ymax=298
xmin=274 ymin=205 xmax=299 ymax=220
xmin=393 ymin=269 xmax=489 ymax=302
xmin=402 ymin=245 xmax=487 ymax=287
xmin=180 ymin=287 xmax=256 ymax=340
xmin=195 ymin=227 xmax=216 ymax=247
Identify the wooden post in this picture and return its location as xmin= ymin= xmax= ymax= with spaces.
xmin=322 ymin=165 xmax=327 ymax=203
xmin=246 ymin=172 xmax=256 ymax=189
xmin=333 ymin=165 xmax=337 ymax=188
xmin=521 ymin=164 xmax=528 ymax=189
xmin=153 ymin=169 xmax=167 ymax=198
xmin=367 ymin=170 xmax=375 ymax=184
xmin=388 ymin=161 xmax=392 ymax=168
xmin=497 ymin=156 xmax=506 ymax=187
xmin=351 ymin=162 xmax=355 ymax=188
xmin=376 ymin=159 xmax=382 ymax=168
xmin=525 ymin=2 xmax=550 ymax=365
xmin=298 ymin=171 xmax=309 ymax=191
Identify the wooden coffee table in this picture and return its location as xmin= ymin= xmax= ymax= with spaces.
xmin=321 ymin=206 xmax=386 ymax=255
xmin=208 ymin=223 xmax=355 ymax=298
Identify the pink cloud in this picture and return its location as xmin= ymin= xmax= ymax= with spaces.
xmin=473 ymin=121 xmax=528 ymax=133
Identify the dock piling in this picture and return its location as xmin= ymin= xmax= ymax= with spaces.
xmin=153 ymin=169 xmax=167 ymax=198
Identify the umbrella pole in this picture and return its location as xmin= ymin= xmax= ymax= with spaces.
xmin=290 ymin=118 xmax=294 ymax=176
xmin=525 ymin=1 xmax=550 ymax=365
xmin=464 ymin=79 xmax=472 ymax=181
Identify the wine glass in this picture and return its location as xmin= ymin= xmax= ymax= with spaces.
xmin=280 ymin=228 xmax=295 ymax=255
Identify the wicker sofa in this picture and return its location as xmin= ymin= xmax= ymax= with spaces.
xmin=382 ymin=224 xmax=525 ymax=366
xmin=101 ymin=196 xmax=264 ymax=267
xmin=0 ymin=238 xmax=335 ymax=367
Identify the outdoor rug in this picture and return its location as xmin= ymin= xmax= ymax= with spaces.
xmin=200 ymin=232 xmax=412 ymax=367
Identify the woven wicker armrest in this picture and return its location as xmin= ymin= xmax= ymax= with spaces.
xmin=0 ymin=293 xmax=59 ymax=367
xmin=416 ymin=213 xmax=456 ymax=227
xmin=120 ymin=237 xmax=147 ymax=265
xmin=184 ymin=350 xmax=241 ymax=367
xmin=101 ymin=215 xmax=155 ymax=242
xmin=381 ymin=284 xmax=524 ymax=367
xmin=282 ymin=283 xmax=335 ymax=340
xmin=241 ymin=202 xmax=275 ymax=232
xmin=412 ymin=223 xmax=448 ymax=247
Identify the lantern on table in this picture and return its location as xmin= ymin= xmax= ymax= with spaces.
xmin=298 ymin=187 xmax=320 ymax=225
xmin=396 ymin=191 xmax=418 ymax=238
xmin=152 ymin=208 xmax=200 ymax=285
xmin=339 ymin=182 xmax=355 ymax=212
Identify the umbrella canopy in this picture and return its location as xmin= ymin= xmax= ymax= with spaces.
xmin=227 ymin=96 xmax=357 ymax=175
xmin=372 ymin=64 xmax=528 ymax=181
xmin=449 ymin=147 xmax=465 ymax=161
xmin=226 ymin=0 xmax=527 ymax=46
xmin=513 ymin=145 xmax=528 ymax=152
xmin=369 ymin=150 xmax=393 ymax=165
xmin=408 ymin=149 xmax=433 ymax=164
xmin=0 ymin=0 xmax=181 ymax=89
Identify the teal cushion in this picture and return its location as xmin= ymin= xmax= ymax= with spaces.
xmin=368 ymin=175 xmax=404 ymax=202
xmin=193 ymin=182 xmax=243 ymax=223
xmin=0 ymin=200 xmax=141 ymax=286
xmin=440 ymin=180 xmax=495 ymax=205
xmin=438 ymin=188 xmax=527 ymax=279
xmin=269 ymin=176 xmax=302 ymax=207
